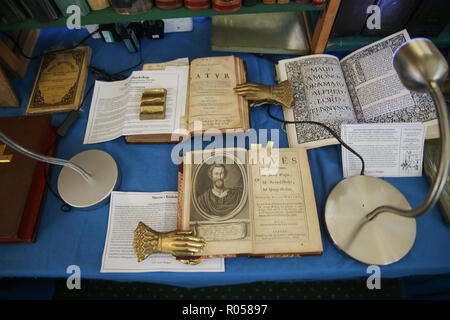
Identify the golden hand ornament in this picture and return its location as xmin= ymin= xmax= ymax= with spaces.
xmin=133 ymin=222 xmax=206 ymax=265
xmin=234 ymin=80 xmax=295 ymax=109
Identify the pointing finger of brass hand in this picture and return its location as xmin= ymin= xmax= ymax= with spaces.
xmin=174 ymin=241 xmax=205 ymax=249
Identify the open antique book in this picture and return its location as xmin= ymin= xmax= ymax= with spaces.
xmin=126 ymin=56 xmax=249 ymax=143
xmin=278 ymin=30 xmax=438 ymax=149
xmin=177 ymin=147 xmax=323 ymax=257
xmin=84 ymin=56 xmax=249 ymax=144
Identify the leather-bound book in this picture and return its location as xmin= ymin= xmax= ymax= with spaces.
xmin=0 ymin=0 xmax=27 ymax=25
xmin=242 ymin=0 xmax=257 ymax=6
xmin=406 ymin=0 xmax=450 ymax=37
xmin=212 ymin=0 xmax=241 ymax=12
xmin=277 ymin=0 xmax=289 ymax=4
xmin=330 ymin=0 xmax=375 ymax=38
xmin=185 ymin=0 xmax=210 ymax=10
xmin=155 ymin=0 xmax=183 ymax=10
xmin=86 ymin=0 xmax=110 ymax=10
xmin=361 ymin=0 xmax=422 ymax=36
xmin=109 ymin=0 xmax=153 ymax=14
xmin=311 ymin=0 xmax=325 ymax=6
xmin=54 ymin=0 xmax=91 ymax=16
xmin=0 ymin=115 xmax=57 ymax=244
xmin=262 ymin=0 xmax=275 ymax=4
xmin=19 ymin=0 xmax=61 ymax=22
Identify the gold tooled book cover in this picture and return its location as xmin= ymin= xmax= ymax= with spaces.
xmin=26 ymin=46 xmax=91 ymax=115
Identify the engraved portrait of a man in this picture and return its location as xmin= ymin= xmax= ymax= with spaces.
xmin=196 ymin=164 xmax=243 ymax=218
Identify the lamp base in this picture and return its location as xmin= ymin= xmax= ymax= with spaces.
xmin=324 ymin=175 xmax=416 ymax=265
xmin=57 ymin=150 xmax=120 ymax=210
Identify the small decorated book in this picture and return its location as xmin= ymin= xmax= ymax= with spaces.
xmin=26 ymin=46 xmax=91 ymax=115
xmin=177 ymin=147 xmax=323 ymax=258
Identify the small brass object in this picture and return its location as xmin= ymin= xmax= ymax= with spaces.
xmin=0 ymin=144 xmax=13 ymax=163
xmin=133 ymin=221 xmax=205 ymax=265
xmin=234 ymin=80 xmax=295 ymax=109
xmin=139 ymin=88 xmax=167 ymax=120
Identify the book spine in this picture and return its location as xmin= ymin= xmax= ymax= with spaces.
xmin=54 ymin=0 xmax=91 ymax=16
xmin=18 ymin=0 xmax=61 ymax=22
xmin=242 ymin=0 xmax=257 ymax=6
xmin=86 ymin=0 xmax=110 ymax=10
xmin=406 ymin=0 xmax=450 ymax=37
xmin=277 ymin=0 xmax=290 ymax=4
xmin=155 ymin=0 xmax=183 ymax=9
xmin=0 ymin=0 xmax=27 ymax=25
xmin=212 ymin=0 xmax=241 ymax=13
xmin=110 ymin=0 xmax=153 ymax=14
xmin=330 ymin=0 xmax=376 ymax=38
xmin=262 ymin=0 xmax=275 ymax=4
xmin=361 ymin=0 xmax=421 ymax=37
xmin=184 ymin=0 xmax=210 ymax=10
xmin=311 ymin=0 xmax=325 ymax=6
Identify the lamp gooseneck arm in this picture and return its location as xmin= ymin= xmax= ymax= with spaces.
xmin=0 ymin=131 xmax=92 ymax=182
xmin=366 ymin=81 xmax=450 ymax=221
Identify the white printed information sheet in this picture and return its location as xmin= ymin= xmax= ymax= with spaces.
xmin=101 ymin=192 xmax=225 ymax=273
xmin=341 ymin=123 xmax=426 ymax=177
xmin=84 ymin=67 xmax=188 ymax=144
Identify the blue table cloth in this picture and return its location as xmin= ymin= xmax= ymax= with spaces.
xmin=1 ymin=18 xmax=449 ymax=288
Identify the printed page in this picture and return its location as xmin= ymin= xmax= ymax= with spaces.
xmin=278 ymin=54 xmax=357 ymax=148
xmin=83 ymin=68 xmax=188 ymax=144
xmin=187 ymin=56 xmax=246 ymax=132
xmin=341 ymin=123 xmax=426 ymax=177
xmin=123 ymin=69 xmax=189 ymax=135
xmin=340 ymin=30 xmax=437 ymax=128
xmin=182 ymin=149 xmax=253 ymax=256
xmin=101 ymin=191 xmax=224 ymax=272
xmin=83 ymin=78 xmax=131 ymax=144
xmin=249 ymin=148 xmax=322 ymax=255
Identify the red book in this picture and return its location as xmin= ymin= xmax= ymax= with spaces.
xmin=212 ymin=0 xmax=241 ymax=12
xmin=0 ymin=116 xmax=57 ymax=244
xmin=184 ymin=0 xmax=210 ymax=10
xmin=311 ymin=0 xmax=325 ymax=6
xmin=155 ymin=0 xmax=183 ymax=9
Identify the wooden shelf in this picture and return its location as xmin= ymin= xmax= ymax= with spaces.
xmin=0 ymin=3 xmax=325 ymax=31
xmin=326 ymin=22 xmax=450 ymax=52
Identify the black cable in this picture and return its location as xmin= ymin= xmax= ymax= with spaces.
xmin=115 ymin=37 xmax=143 ymax=75
xmin=266 ymin=104 xmax=366 ymax=176
xmin=0 ymin=29 xmax=99 ymax=60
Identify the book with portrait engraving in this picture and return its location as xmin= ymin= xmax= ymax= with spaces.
xmin=278 ymin=30 xmax=438 ymax=150
xmin=177 ymin=147 xmax=323 ymax=257
xmin=26 ymin=46 xmax=91 ymax=115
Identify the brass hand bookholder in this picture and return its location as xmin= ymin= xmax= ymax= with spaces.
xmin=133 ymin=222 xmax=205 ymax=265
xmin=234 ymin=80 xmax=295 ymax=109
xmin=324 ymin=39 xmax=450 ymax=265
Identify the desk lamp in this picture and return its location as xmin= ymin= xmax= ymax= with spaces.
xmin=324 ymin=38 xmax=449 ymax=265
xmin=0 ymin=132 xmax=120 ymax=210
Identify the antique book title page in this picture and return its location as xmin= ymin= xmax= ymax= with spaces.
xmin=187 ymin=56 xmax=248 ymax=132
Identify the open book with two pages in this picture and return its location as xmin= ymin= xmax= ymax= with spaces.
xmin=177 ymin=147 xmax=323 ymax=257
xmin=83 ymin=56 xmax=249 ymax=144
xmin=278 ymin=29 xmax=438 ymax=149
